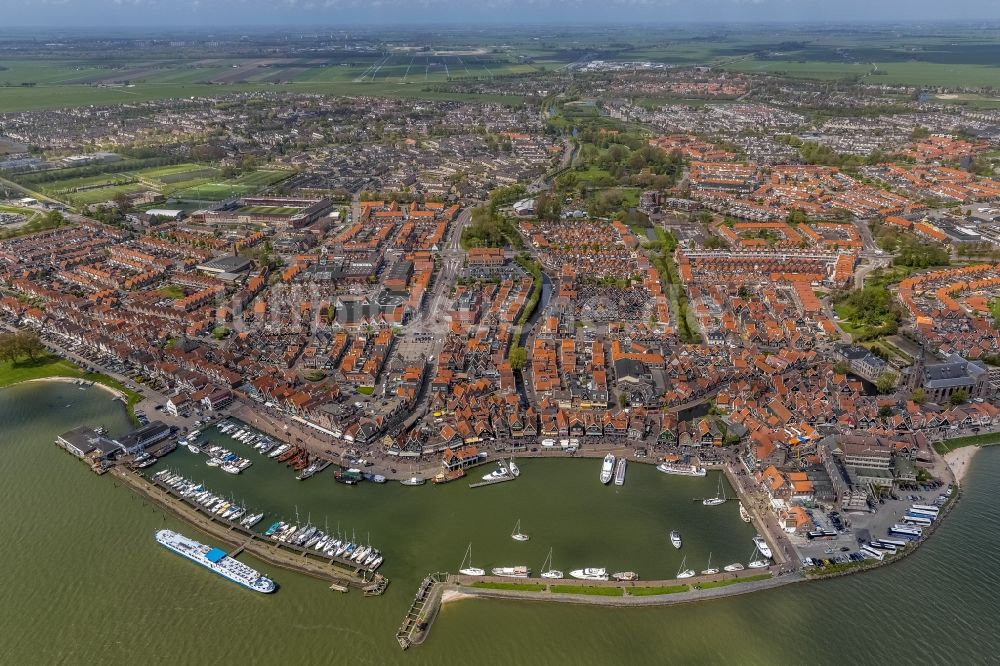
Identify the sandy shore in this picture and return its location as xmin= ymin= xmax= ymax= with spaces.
xmin=441 ymin=589 xmax=474 ymax=604
xmin=945 ymin=445 xmax=979 ymax=484
xmin=17 ymin=375 xmax=125 ymax=398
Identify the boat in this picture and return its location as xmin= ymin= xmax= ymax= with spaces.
xmin=752 ymin=535 xmax=773 ymax=559
xmin=739 ymin=503 xmax=751 ymax=523
xmin=748 ymin=558 xmax=770 ymax=569
xmin=600 ymin=453 xmax=615 ymax=485
xmin=508 ymin=459 xmax=520 ymax=477
xmin=187 ymin=443 xmax=202 ymax=454
xmin=155 ymin=529 xmax=275 ymax=593
xmin=670 ymin=530 xmax=682 ymax=549
xmin=655 ymin=462 xmax=707 ymax=477
xmin=703 ymin=476 xmax=726 ymax=506
xmin=400 ymin=476 xmax=426 ymax=486
xmin=511 ymin=519 xmax=529 ymax=542
xmin=676 ymin=556 xmax=695 ymax=579
xmin=701 ymin=553 xmax=720 ymax=576
xmin=481 ymin=465 xmax=510 ymax=482
xmin=206 ymin=458 xmax=221 ymax=467
xmin=491 ymin=566 xmax=529 ymax=578
xmin=614 ymin=457 xmax=627 ymax=486
xmin=723 ymin=563 xmax=745 ymax=572
xmin=458 ymin=543 xmax=485 ymax=577
xmin=540 ymin=548 xmax=563 ymax=579
xmin=612 ymin=571 xmax=639 ymax=581
xmin=569 ymin=567 xmax=609 ymax=581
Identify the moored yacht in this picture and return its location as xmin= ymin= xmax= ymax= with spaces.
xmin=511 ymin=519 xmax=529 ymax=542
xmin=670 ymin=530 xmax=682 ymax=549
xmin=600 ymin=453 xmax=615 ymax=485
xmin=569 ymin=567 xmax=609 ymax=581
xmin=676 ymin=556 xmax=695 ymax=579
xmin=458 ymin=543 xmax=485 ymax=576
xmin=752 ymin=535 xmax=773 ymax=559
xmin=723 ymin=562 xmax=745 ymax=572
xmin=540 ymin=548 xmax=562 ymax=579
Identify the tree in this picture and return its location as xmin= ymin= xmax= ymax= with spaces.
xmin=508 ymin=346 xmax=528 ymax=371
xmin=950 ymin=389 xmax=968 ymax=406
xmin=833 ymin=361 xmax=851 ymax=376
xmin=911 ymin=388 xmax=926 ymax=404
xmin=0 ymin=333 xmax=17 ymax=363
xmin=14 ymin=331 xmax=44 ymax=361
xmin=878 ymin=405 xmax=893 ymax=418
xmin=876 ymin=371 xmax=898 ymax=395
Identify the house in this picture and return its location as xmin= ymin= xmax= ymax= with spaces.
xmin=165 ymin=393 xmax=192 ymax=417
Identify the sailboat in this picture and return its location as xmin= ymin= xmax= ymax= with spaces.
xmin=703 ymin=475 xmax=727 ymax=506
xmin=540 ymin=548 xmax=563 ymax=579
xmin=458 ymin=543 xmax=485 ymax=576
xmin=511 ymin=519 xmax=529 ymax=542
xmin=701 ymin=552 xmax=720 ymax=576
xmin=676 ymin=555 xmax=695 ymax=579
xmin=748 ymin=544 xmax=770 ymax=569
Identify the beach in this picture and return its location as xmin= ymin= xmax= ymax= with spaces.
xmin=945 ymin=445 xmax=979 ymax=484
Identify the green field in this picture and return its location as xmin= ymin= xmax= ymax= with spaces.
xmin=626 ymin=584 xmax=690 ymax=596
xmin=933 ymin=433 xmax=1000 ymax=455
xmin=469 ymin=581 xmax=546 ymax=592
xmin=237 ymin=206 xmax=299 ymax=216
xmin=692 ymin=574 xmax=771 ymax=590
xmin=549 ymin=584 xmax=625 ymax=596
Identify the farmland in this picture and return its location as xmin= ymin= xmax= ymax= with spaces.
xmin=5 ymin=160 xmax=292 ymax=208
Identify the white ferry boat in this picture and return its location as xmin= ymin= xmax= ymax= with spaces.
xmin=600 ymin=453 xmax=615 ymax=485
xmin=613 ymin=457 xmax=627 ymax=486
xmin=155 ymin=529 xmax=276 ymax=593
xmin=569 ymin=567 xmax=609 ymax=581
xmin=656 ymin=462 xmax=707 ymax=477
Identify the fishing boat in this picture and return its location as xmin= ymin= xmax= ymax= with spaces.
xmin=739 ymin=503 xmax=751 ymax=523
xmin=670 ymin=530 xmax=682 ymax=549
xmin=752 ymin=535 xmax=773 ymax=559
xmin=540 ymin=548 xmax=563 ymax=579
xmin=511 ymin=519 xmax=529 ymax=542
xmin=400 ymin=476 xmax=426 ymax=486
xmin=676 ymin=556 xmax=695 ymax=579
xmin=723 ymin=562 xmax=745 ymax=572
xmin=613 ymin=457 xmax=627 ymax=486
xmin=703 ymin=476 xmax=726 ymax=506
xmin=612 ymin=571 xmax=638 ymax=581
xmin=600 ymin=453 xmax=615 ymax=485
xmin=701 ymin=552 xmax=720 ymax=576
xmin=491 ymin=566 xmax=529 ymax=578
xmin=569 ymin=567 xmax=609 ymax=581
xmin=458 ymin=543 xmax=485 ymax=576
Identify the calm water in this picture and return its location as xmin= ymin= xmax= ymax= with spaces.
xmin=1 ymin=382 xmax=998 ymax=665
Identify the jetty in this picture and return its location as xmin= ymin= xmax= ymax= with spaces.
xmin=115 ymin=467 xmax=388 ymax=594
xmin=396 ymin=573 xmax=448 ymax=649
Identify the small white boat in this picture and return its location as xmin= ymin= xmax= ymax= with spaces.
xmin=676 ymin=556 xmax=695 ymax=579
xmin=508 ymin=459 xmax=520 ymax=477
xmin=600 ymin=453 xmax=615 ymax=485
xmin=206 ymin=458 xmax=221 ymax=467
xmin=670 ymin=530 xmax=682 ymax=549
xmin=701 ymin=553 xmax=720 ymax=576
xmin=703 ymin=476 xmax=727 ymax=506
xmin=612 ymin=571 xmax=638 ymax=581
xmin=511 ymin=519 xmax=529 ymax=542
xmin=540 ymin=548 xmax=563 ymax=579
xmin=739 ymin=503 xmax=751 ymax=523
xmin=569 ymin=567 xmax=609 ymax=581
xmin=748 ymin=559 xmax=770 ymax=569
xmin=400 ymin=476 xmax=426 ymax=486
xmin=723 ymin=563 xmax=745 ymax=572
xmin=458 ymin=543 xmax=485 ymax=576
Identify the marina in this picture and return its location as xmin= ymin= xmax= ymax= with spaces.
xmin=2 ymin=383 xmax=997 ymax=665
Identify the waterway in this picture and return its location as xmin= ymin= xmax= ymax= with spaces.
xmin=2 ymin=382 xmax=999 ymax=665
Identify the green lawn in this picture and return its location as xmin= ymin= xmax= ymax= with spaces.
xmin=626 ymin=584 xmax=689 ymax=596
xmin=469 ymin=581 xmax=546 ymax=592
xmin=549 ymin=585 xmax=625 ymax=596
xmin=157 ymin=285 xmax=185 ymax=300
xmin=0 ymin=354 xmax=143 ymax=424
xmin=692 ymin=574 xmax=771 ymax=590
xmin=933 ymin=433 xmax=1000 ymax=455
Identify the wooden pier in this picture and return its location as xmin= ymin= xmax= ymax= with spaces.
xmin=396 ymin=573 xmax=448 ymax=650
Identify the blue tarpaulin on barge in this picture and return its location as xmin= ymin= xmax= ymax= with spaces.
xmin=205 ymin=548 xmax=227 ymax=563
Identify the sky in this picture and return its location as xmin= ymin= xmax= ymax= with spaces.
xmin=4 ymin=0 xmax=1000 ymax=28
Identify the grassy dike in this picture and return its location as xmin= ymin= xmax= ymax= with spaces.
xmin=0 ymin=353 xmax=143 ymax=423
